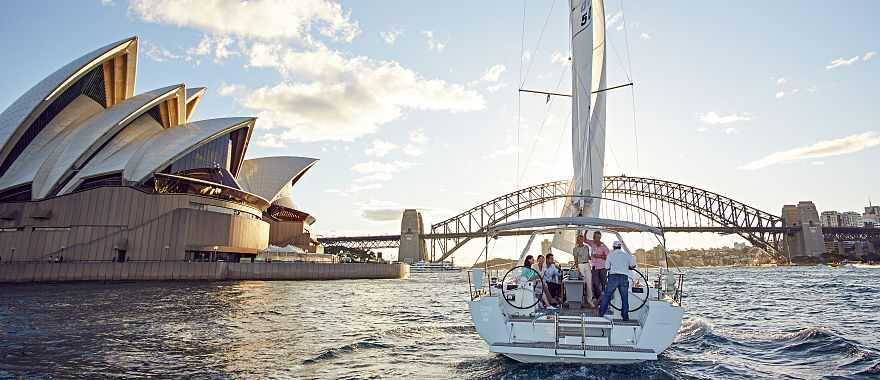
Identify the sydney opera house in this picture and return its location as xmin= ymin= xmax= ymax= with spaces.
xmin=0 ymin=36 xmax=323 ymax=269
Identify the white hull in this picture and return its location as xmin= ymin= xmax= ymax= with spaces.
xmin=468 ymin=291 xmax=682 ymax=364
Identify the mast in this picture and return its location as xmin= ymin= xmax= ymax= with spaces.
xmin=567 ymin=0 xmax=606 ymax=217
xmin=553 ymin=0 xmax=606 ymax=252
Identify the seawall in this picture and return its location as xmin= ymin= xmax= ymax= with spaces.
xmin=0 ymin=262 xmax=409 ymax=283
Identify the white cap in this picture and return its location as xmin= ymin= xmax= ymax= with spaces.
xmin=613 ymin=241 xmax=623 ymax=249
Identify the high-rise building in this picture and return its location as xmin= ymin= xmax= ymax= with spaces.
xmin=840 ymin=211 xmax=863 ymax=227
xmin=863 ymin=205 xmax=880 ymax=227
xmin=820 ymin=211 xmax=840 ymax=227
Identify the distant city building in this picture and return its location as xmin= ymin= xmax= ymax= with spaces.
xmin=863 ymin=205 xmax=880 ymax=228
xmin=820 ymin=211 xmax=840 ymax=227
xmin=840 ymin=211 xmax=863 ymax=227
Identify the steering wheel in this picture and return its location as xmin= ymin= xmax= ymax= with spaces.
xmin=500 ymin=265 xmax=544 ymax=310
xmin=608 ymin=268 xmax=650 ymax=313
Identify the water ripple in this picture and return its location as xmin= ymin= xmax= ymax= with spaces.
xmin=0 ymin=267 xmax=878 ymax=379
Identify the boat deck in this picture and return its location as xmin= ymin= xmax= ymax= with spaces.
xmin=509 ymin=306 xmax=641 ymax=326
xmin=493 ymin=342 xmax=654 ymax=353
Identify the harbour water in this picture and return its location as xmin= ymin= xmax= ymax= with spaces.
xmin=1 ymin=266 xmax=878 ymax=379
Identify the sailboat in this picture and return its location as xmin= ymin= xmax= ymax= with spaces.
xmin=466 ymin=0 xmax=685 ymax=364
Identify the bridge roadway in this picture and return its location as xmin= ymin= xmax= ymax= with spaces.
xmin=317 ymin=226 xmax=879 ymax=250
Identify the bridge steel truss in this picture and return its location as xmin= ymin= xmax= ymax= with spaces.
xmin=601 ymin=176 xmax=786 ymax=257
xmin=429 ymin=180 xmax=570 ymax=262
xmin=428 ymin=176 xmax=790 ymax=262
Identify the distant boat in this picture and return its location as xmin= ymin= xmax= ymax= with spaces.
xmin=853 ymin=263 xmax=880 ymax=269
xmin=410 ymin=260 xmax=461 ymax=273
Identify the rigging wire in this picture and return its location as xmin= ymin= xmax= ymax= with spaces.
xmin=619 ymin=0 xmax=640 ymax=170
xmin=515 ymin=64 xmax=570 ymax=183
xmin=519 ymin=0 xmax=559 ymax=89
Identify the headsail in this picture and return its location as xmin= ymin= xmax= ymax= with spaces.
xmin=554 ymin=0 xmax=607 ymax=252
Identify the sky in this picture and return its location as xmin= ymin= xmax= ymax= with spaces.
xmin=0 ymin=1 xmax=878 ymax=263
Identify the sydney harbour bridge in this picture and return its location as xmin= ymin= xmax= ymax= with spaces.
xmin=318 ymin=176 xmax=880 ymax=263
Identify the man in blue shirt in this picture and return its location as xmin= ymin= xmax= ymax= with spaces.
xmin=598 ymin=241 xmax=637 ymax=321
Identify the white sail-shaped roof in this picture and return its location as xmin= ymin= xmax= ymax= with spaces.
xmin=27 ymin=85 xmax=185 ymax=199
xmin=236 ymin=156 xmax=318 ymax=203
xmin=124 ymin=117 xmax=255 ymax=184
xmin=0 ymin=36 xmax=137 ymax=170
xmin=57 ymin=112 xmax=166 ymax=194
xmin=184 ymin=87 xmax=206 ymax=122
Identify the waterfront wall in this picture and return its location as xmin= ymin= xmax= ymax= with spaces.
xmin=0 ymin=262 xmax=409 ymax=283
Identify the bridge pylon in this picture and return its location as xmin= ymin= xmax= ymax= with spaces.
xmin=398 ymin=209 xmax=427 ymax=263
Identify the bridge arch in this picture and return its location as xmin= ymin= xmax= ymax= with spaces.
xmin=429 ymin=176 xmax=785 ymax=261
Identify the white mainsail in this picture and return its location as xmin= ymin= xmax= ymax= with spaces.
xmin=554 ymin=0 xmax=607 ymax=252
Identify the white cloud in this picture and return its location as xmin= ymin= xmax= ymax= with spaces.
xmin=551 ymin=51 xmax=571 ymax=66
xmin=364 ymin=139 xmax=398 ymax=157
xmin=826 ymin=55 xmax=860 ymax=70
xmin=129 ymin=0 xmax=360 ymax=43
xmin=380 ymin=29 xmax=401 ymax=45
xmin=740 ymin=132 xmax=880 ymax=170
xmin=142 ymin=41 xmax=181 ymax=62
xmin=724 ymin=127 xmax=737 ymax=135
xmin=100 ymin=0 xmax=114 ymax=6
xmin=486 ymin=145 xmax=521 ymax=159
xmin=865 ymin=51 xmax=877 ymax=61
xmin=791 ymin=88 xmax=801 ymax=94
xmin=481 ymin=64 xmax=506 ymax=82
xmin=522 ymin=50 xmax=532 ymax=62
xmin=218 ymin=83 xmax=243 ymax=96
xmin=696 ymin=127 xmax=708 ymax=133
xmin=402 ymin=144 xmax=424 ymax=157
xmin=421 ymin=30 xmax=446 ymax=52
xmin=606 ymin=11 xmax=623 ymax=28
xmin=351 ymin=160 xmax=418 ymax=183
xmin=616 ymin=23 xmax=625 ymax=31
xmin=639 ymin=32 xmax=651 ymax=40
xmin=186 ymin=35 xmax=237 ymax=62
xmin=254 ymin=133 xmax=285 ymax=148
xmin=811 ymin=161 xmax=825 ymax=166
xmin=486 ymin=82 xmax=507 ymax=93
xmin=775 ymin=91 xmax=785 ymax=99
xmin=225 ymin=43 xmax=484 ymax=142
xmin=776 ymin=77 xmax=786 ymax=85
xmin=409 ymin=129 xmax=428 ymax=145
xmin=698 ymin=111 xmax=752 ymax=125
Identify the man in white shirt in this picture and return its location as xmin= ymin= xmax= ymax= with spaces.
xmin=598 ymin=241 xmax=637 ymax=321
xmin=572 ymin=234 xmax=594 ymax=307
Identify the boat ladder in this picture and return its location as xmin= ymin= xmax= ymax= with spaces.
xmin=554 ymin=313 xmax=588 ymax=356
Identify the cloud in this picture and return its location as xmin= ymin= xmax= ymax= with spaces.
xmin=522 ymin=50 xmax=532 ymax=62
xmin=724 ymin=127 xmax=737 ymax=135
xmin=639 ymin=32 xmax=651 ymax=40
xmin=254 ymin=133 xmax=286 ymax=148
xmin=351 ymin=160 xmax=417 ymax=183
xmin=364 ymin=139 xmax=398 ymax=157
xmin=359 ymin=200 xmax=405 ymax=222
xmin=551 ymin=50 xmax=571 ymax=66
xmin=775 ymin=91 xmax=785 ymax=99
xmin=865 ymin=51 xmax=877 ymax=61
xmin=486 ymin=145 xmax=521 ymax=159
xmin=129 ymin=0 xmax=360 ymax=43
xmin=421 ymin=30 xmax=446 ymax=52
xmin=740 ymin=132 xmax=880 ymax=170
xmin=480 ymin=64 xmax=506 ymax=82
xmin=826 ymin=55 xmax=860 ymax=70
xmin=776 ymin=77 xmax=786 ymax=85
xmin=187 ymin=34 xmax=237 ymax=62
xmin=142 ymin=40 xmax=181 ymax=62
xmin=606 ymin=11 xmax=623 ymax=28
xmin=409 ymin=129 xmax=428 ymax=144
xmin=698 ymin=111 xmax=752 ymax=125
xmin=486 ymin=82 xmax=507 ymax=93
xmin=380 ymin=29 xmax=401 ymax=45
xmin=402 ymin=144 xmax=424 ymax=157
xmin=100 ymin=0 xmax=115 ymax=6
xmin=224 ymin=43 xmax=484 ymax=142
xmin=696 ymin=127 xmax=708 ymax=133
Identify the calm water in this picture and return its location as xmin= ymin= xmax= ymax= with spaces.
xmin=1 ymin=266 xmax=878 ymax=379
